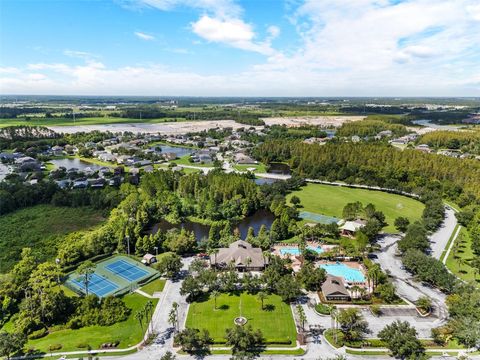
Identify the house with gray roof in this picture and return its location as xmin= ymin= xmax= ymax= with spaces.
xmin=321 ymin=274 xmax=351 ymax=302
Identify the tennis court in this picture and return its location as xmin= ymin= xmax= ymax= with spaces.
xmin=106 ymin=259 xmax=149 ymax=282
xmin=71 ymin=273 xmax=119 ymax=297
xmin=299 ymin=211 xmax=340 ymax=225
xmin=65 ymin=255 xmax=158 ymax=297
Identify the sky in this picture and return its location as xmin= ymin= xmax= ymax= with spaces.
xmin=0 ymin=0 xmax=479 ymax=96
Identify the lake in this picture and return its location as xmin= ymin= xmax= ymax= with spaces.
xmin=50 ymin=158 xmax=106 ymax=171
xmin=267 ymin=162 xmax=291 ymax=175
xmin=158 ymin=145 xmax=194 ymax=158
xmin=149 ymin=209 xmax=275 ymax=242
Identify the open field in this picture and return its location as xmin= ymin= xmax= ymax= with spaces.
xmin=446 ymin=227 xmax=478 ymax=282
xmin=287 ymin=183 xmax=425 ymax=232
xmin=185 ymin=292 xmax=297 ymax=345
xmin=0 ymin=205 xmax=105 ymax=273
xmin=27 ymin=293 xmax=157 ymax=352
xmin=263 ymin=115 xmax=366 ymax=128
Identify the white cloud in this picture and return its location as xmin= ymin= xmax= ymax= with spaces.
xmin=267 ymin=25 xmax=280 ymax=39
xmin=63 ymin=50 xmax=97 ymax=59
xmin=128 ymin=0 xmax=242 ymax=18
xmin=191 ymin=15 xmax=275 ymax=55
xmin=134 ymin=31 xmax=156 ymax=41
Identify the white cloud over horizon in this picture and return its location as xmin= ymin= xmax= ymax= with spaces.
xmin=1 ymin=0 xmax=479 ymax=96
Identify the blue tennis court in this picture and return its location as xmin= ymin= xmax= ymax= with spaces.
xmin=71 ymin=273 xmax=119 ymax=297
xmin=106 ymin=259 xmax=149 ymax=282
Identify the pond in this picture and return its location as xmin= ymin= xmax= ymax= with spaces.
xmin=267 ymin=162 xmax=291 ymax=175
xmin=412 ymin=119 xmax=461 ymax=130
xmin=149 ymin=209 xmax=275 ymax=242
xmin=254 ymin=178 xmax=279 ymax=186
xmin=158 ymin=145 xmax=194 ymax=158
xmin=50 ymin=158 xmax=106 ymax=171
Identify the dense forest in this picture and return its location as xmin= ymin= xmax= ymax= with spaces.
xmin=336 ymin=119 xmax=409 ymax=137
xmin=417 ymin=130 xmax=480 ymax=154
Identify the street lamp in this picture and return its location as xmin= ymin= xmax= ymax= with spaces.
xmin=154 ymin=246 xmax=158 ymax=256
xmin=55 ymin=258 xmax=61 ymax=285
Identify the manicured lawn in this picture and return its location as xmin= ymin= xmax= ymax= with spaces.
xmin=0 ymin=205 xmax=105 ymax=273
xmin=140 ymin=278 xmax=166 ymax=296
xmin=171 ymin=155 xmax=213 ymax=168
xmin=185 ymin=292 xmax=297 ymax=345
xmin=446 ymin=227 xmax=478 ymax=283
xmin=28 ymin=293 xmax=157 ymax=352
xmin=286 ymin=183 xmax=425 ymax=232
xmin=0 ymin=117 xmax=186 ymax=128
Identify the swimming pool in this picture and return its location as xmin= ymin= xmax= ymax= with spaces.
xmin=320 ymin=263 xmax=365 ymax=282
xmin=279 ymin=245 xmax=324 ymax=256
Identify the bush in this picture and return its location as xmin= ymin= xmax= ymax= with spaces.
xmin=48 ymin=344 xmax=63 ymax=351
xmin=370 ymin=304 xmax=382 ymax=316
xmin=76 ymin=343 xmax=89 ymax=349
xmin=28 ymin=328 xmax=48 ymax=340
xmin=315 ymin=303 xmax=333 ymax=315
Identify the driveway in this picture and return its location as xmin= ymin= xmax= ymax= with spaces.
xmin=429 ymin=207 xmax=457 ymax=260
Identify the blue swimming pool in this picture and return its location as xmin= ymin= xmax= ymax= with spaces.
xmin=280 ymin=245 xmax=324 ymax=256
xmin=320 ymin=263 xmax=365 ymax=282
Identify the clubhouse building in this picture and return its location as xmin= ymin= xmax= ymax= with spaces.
xmin=211 ymin=240 xmax=267 ymax=271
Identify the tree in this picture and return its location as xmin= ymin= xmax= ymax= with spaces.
xmin=296 ymin=304 xmax=307 ymax=331
xmin=211 ymin=290 xmax=220 ymax=310
xmin=77 ymin=261 xmax=95 ymax=296
xmin=225 ymin=325 xmax=264 ymax=358
xmin=154 ymin=253 xmax=182 ymax=278
xmin=180 ymin=275 xmax=202 ymax=301
xmin=174 ymin=328 xmax=212 ymax=354
xmin=0 ymin=331 xmax=26 ymax=360
xmin=135 ymin=310 xmax=145 ymax=337
xmin=160 ymin=351 xmax=176 ymax=360
xmin=379 ymin=320 xmax=425 ymax=359
xmin=394 ymin=217 xmax=410 ymax=233
xmin=290 ymin=195 xmax=301 ymax=207
xmin=275 ymin=275 xmax=301 ymax=302
xmin=416 ymin=296 xmax=432 ymax=314
xmin=163 ymin=228 xmax=197 ymax=255
xmin=257 ymin=291 xmax=267 ymax=310
xmin=297 ymin=262 xmax=326 ymax=291
xmin=336 ymin=308 xmax=369 ymax=341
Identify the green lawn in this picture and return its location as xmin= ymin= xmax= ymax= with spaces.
xmin=287 ymin=183 xmax=425 ymax=232
xmin=171 ymin=155 xmax=213 ymax=168
xmin=0 ymin=117 xmax=187 ymax=128
xmin=140 ymin=278 xmax=166 ymax=296
xmin=0 ymin=205 xmax=104 ymax=273
xmin=185 ymin=293 xmax=297 ymax=345
xmin=27 ymin=293 xmax=157 ymax=352
xmin=446 ymin=227 xmax=478 ymax=283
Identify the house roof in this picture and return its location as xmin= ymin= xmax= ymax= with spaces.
xmin=340 ymin=220 xmax=366 ymax=232
xmin=322 ymin=274 xmax=350 ymax=297
xmin=212 ymin=240 xmax=266 ymax=268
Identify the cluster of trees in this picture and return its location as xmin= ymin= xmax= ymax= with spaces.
xmin=402 ymin=249 xmax=457 ymax=292
xmin=336 ymin=119 xmax=408 ymax=138
xmin=253 ymin=141 xmax=480 ymax=202
xmin=0 ymin=249 xmax=129 ymax=340
xmin=342 ymin=202 xmax=386 ymax=241
xmin=417 ymin=130 xmax=480 ymax=154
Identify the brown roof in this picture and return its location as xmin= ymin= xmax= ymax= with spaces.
xmin=212 ymin=240 xmax=266 ymax=268
xmin=321 ymin=274 xmax=350 ymax=297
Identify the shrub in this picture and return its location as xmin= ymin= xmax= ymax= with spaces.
xmin=76 ymin=343 xmax=89 ymax=349
xmin=370 ymin=305 xmax=382 ymax=316
xmin=315 ymin=303 xmax=333 ymax=315
xmin=48 ymin=344 xmax=63 ymax=351
xmin=28 ymin=328 xmax=48 ymax=340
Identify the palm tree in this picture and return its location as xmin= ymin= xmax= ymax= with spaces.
xmin=367 ymin=265 xmax=381 ymax=291
xmin=351 ymin=285 xmax=361 ymax=299
xmin=457 ymin=257 xmax=467 ymax=272
xmin=211 ymin=290 xmax=220 ymax=310
xmin=135 ymin=310 xmax=145 ymax=336
xmin=257 ymin=291 xmax=267 ymax=310
xmin=471 ymin=258 xmax=480 ymax=280
xmin=144 ymin=300 xmax=154 ymax=334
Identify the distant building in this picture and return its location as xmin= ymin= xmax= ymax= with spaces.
xmin=340 ymin=220 xmax=367 ymax=237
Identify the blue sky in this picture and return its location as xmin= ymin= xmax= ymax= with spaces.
xmin=0 ymin=0 xmax=479 ymax=96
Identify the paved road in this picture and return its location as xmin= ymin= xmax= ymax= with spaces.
xmin=430 ymin=207 xmax=457 ymax=260
xmin=374 ymin=235 xmax=449 ymax=324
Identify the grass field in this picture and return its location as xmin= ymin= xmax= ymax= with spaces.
xmin=139 ymin=278 xmax=166 ymax=296
xmin=185 ymin=292 xmax=297 ymax=345
xmin=0 ymin=117 xmax=187 ymax=128
xmin=233 ymin=163 xmax=267 ymax=173
xmin=286 ymin=183 xmax=425 ymax=232
xmin=27 ymin=293 xmax=157 ymax=352
xmin=0 ymin=205 xmax=104 ymax=273
xmin=446 ymin=227 xmax=479 ymax=283
xmin=171 ymin=155 xmax=213 ymax=168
